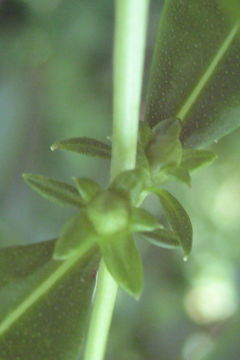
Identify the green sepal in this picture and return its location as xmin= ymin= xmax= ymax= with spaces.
xmin=148 ymin=188 xmax=193 ymax=257
xmin=166 ymin=167 xmax=191 ymax=186
xmin=73 ymin=177 xmax=101 ymax=204
xmin=22 ymin=174 xmax=84 ymax=208
xmin=130 ymin=207 xmax=162 ymax=233
xmin=51 ymin=137 xmax=111 ymax=159
xmin=54 ymin=213 xmax=97 ymax=260
xmin=140 ymin=228 xmax=180 ymax=249
xmin=110 ymin=168 xmax=148 ymax=206
xmin=146 ymin=118 xmax=182 ymax=174
xmin=98 ymin=232 xmax=143 ymax=298
xmin=181 ymin=149 xmax=217 ymax=172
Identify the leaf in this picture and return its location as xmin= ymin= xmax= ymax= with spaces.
xmin=51 ymin=137 xmax=111 ymax=159
xmin=219 ymin=0 xmax=240 ymax=21
xmin=97 ymin=232 xmax=143 ymax=298
xmin=0 ymin=240 xmax=99 ymax=360
xmin=73 ymin=177 xmax=101 ymax=204
xmin=54 ymin=213 xmax=97 ymax=260
xmin=145 ymin=0 xmax=240 ymax=147
xmin=181 ymin=149 xmax=217 ymax=172
xmin=110 ymin=168 xmax=148 ymax=206
xmin=149 ymin=188 xmax=193 ymax=257
xmin=23 ymin=174 xmax=83 ymax=208
xmin=141 ymin=229 xmax=180 ymax=249
xmin=131 ymin=207 xmax=162 ymax=232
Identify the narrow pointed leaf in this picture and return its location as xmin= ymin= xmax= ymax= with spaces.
xmin=23 ymin=174 xmax=83 ymax=208
xmin=141 ymin=229 xmax=180 ymax=249
xmin=0 ymin=240 xmax=99 ymax=360
xmin=73 ymin=177 xmax=101 ymax=204
xmin=131 ymin=207 xmax=162 ymax=233
xmin=149 ymin=188 xmax=193 ymax=256
xmin=181 ymin=149 xmax=217 ymax=172
xmin=98 ymin=233 xmax=143 ymax=298
xmin=54 ymin=213 xmax=97 ymax=260
xmin=51 ymin=137 xmax=111 ymax=159
xmin=145 ymin=0 xmax=240 ymax=147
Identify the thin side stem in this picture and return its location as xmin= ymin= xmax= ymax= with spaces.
xmin=82 ymin=1 xmax=149 ymax=360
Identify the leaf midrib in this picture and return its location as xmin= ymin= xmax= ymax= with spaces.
xmin=0 ymin=245 xmax=94 ymax=337
xmin=177 ymin=22 xmax=240 ymax=121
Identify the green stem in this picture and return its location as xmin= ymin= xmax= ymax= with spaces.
xmin=82 ymin=1 xmax=149 ymax=360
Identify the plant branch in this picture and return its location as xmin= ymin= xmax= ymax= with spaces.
xmin=82 ymin=1 xmax=149 ymax=359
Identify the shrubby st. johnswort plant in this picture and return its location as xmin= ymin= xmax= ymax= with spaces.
xmin=0 ymin=0 xmax=240 ymax=359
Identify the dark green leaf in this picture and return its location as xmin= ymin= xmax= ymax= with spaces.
xmin=181 ymin=149 xmax=217 ymax=172
xmin=219 ymin=0 xmax=240 ymax=21
xmin=145 ymin=0 xmax=240 ymax=147
xmin=23 ymin=174 xmax=83 ymax=208
xmin=131 ymin=207 xmax=162 ymax=232
xmin=149 ymin=188 xmax=193 ymax=257
xmin=110 ymin=168 xmax=148 ymax=206
xmin=98 ymin=232 xmax=143 ymax=298
xmin=54 ymin=213 xmax=97 ymax=260
xmin=0 ymin=240 xmax=99 ymax=360
xmin=51 ymin=137 xmax=111 ymax=159
xmin=73 ymin=177 xmax=101 ymax=204
xmin=141 ymin=229 xmax=180 ymax=249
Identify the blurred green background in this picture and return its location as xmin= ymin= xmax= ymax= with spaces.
xmin=0 ymin=1 xmax=240 ymax=359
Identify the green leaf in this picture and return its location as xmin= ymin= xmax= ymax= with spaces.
xmin=73 ymin=177 xmax=101 ymax=204
xmin=181 ymin=149 xmax=217 ymax=172
xmin=145 ymin=0 xmax=240 ymax=147
xmin=141 ymin=229 xmax=180 ymax=249
xmin=51 ymin=137 xmax=111 ymax=159
xmin=131 ymin=207 xmax=162 ymax=232
xmin=98 ymin=232 xmax=143 ymax=298
xmin=110 ymin=168 xmax=148 ymax=206
xmin=23 ymin=174 xmax=84 ymax=208
xmin=54 ymin=213 xmax=97 ymax=260
xmin=219 ymin=0 xmax=240 ymax=21
xmin=149 ymin=188 xmax=193 ymax=257
xmin=0 ymin=240 xmax=99 ymax=360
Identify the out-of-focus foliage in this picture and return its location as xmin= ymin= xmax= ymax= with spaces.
xmin=1 ymin=1 xmax=240 ymax=359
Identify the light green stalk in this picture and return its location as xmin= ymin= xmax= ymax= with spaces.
xmin=82 ymin=1 xmax=149 ymax=359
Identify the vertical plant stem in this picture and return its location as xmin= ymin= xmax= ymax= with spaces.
xmin=83 ymin=1 xmax=149 ymax=360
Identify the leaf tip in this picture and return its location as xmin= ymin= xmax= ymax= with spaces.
xmin=50 ymin=143 xmax=58 ymax=151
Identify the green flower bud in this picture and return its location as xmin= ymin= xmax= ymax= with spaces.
xmin=87 ymin=190 xmax=130 ymax=235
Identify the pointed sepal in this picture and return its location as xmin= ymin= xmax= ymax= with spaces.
xmin=130 ymin=207 xmax=162 ymax=233
xmin=141 ymin=228 xmax=180 ymax=249
xmin=23 ymin=174 xmax=83 ymax=208
xmin=181 ymin=149 xmax=217 ymax=172
xmin=98 ymin=232 xmax=143 ymax=298
xmin=51 ymin=137 xmax=111 ymax=159
xmin=148 ymin=188 xmax=193 ymax=257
